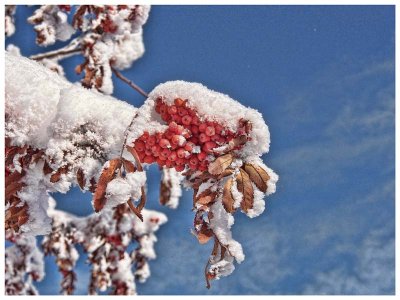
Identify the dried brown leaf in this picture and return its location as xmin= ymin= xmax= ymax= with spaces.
xmin=76 ymin=168 xmax=85 ymax=190
xmin=5 ymin=146 xmax=20 ymax=166
xmin=127 ymin=200 xmax=143 ymax=221
xmin=197 ymin=227 xmax=213 ymax=244
xmin=5 ymin=181 xmax=25 ymax=200
xmin=196 ymin=189 xmax=218 ymax=206
xmin=228 ymin=134 xmax=247 ymax=150
xmin=93 ymin=159 xmax=122 ymax=212
xmin=222 ymin=178 xmax=236 ymax=213
xmin=50 ymin=165 xmax=69 ymax=183
xmin=122 ymin=158 xmax=136 ymax=173
xmin=5 ymin=170 xmax=25 ymax=188
xmin=126 ymin=145 xmax=143 ymax=171
xmin=244 ymin=163 xmax=270 ymax=193
xmin=208 ymin=154 xmax=233 ymax=175
xmin=43 ymin=160 xmax=54 ymax=175
xmin=160 ymin=181 xmax=171 ymax=206
xmin=236 ymin=168 xmax=254 ymax=212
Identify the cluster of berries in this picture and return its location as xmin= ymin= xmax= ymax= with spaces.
xmin=133 ymin=97 xmax=237 ymax=172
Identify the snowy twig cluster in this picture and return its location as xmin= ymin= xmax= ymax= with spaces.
xmin=5 ymin=232 xmax=44 ymax=295
xmin=5 ymin=5 xmax=278 ymax=295
xmin=41 ymin=199 xmax=166 ymax=295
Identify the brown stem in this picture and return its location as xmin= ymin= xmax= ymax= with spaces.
xmin=30 ymin=48 xmax=82 ymax=61
xmin=119 ymin=112 xmax=139 ymax=159
xmin=111 ymin=67 xmax=149 ymax=98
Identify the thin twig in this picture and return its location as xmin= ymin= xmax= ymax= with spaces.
xmin=111 ymin=67 xmax=149 ymax=98
xmin=30 ymin=47 xmax=82 ymax=61
xmin=119 ymin=112 xmax=139 ymax=159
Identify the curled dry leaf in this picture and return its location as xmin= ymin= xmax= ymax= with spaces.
xmin=5 ymin=171 xmax=25 ymax=188
xmin=195 ymin=189 xmax=218 ymax=206
xmin=43 ymin=160 xmax=54 ymax=175
xmin=5 ymin=182 xmax=25 ymax=201
xmin=236 ymin=168 xmax=254 ymax=213
xmin=208 ymin=153 xmax=233 ymax=175
xmin=122 ymin=158 xmax=136 ymax=173
xmin=76 ymin=168 xmax=85 ymax=190
xmin=50 ymin=165 xmax=69 ymax=183
xmin=93 ymin=158 xmax=122 ymax=212
xmin=197 ymin=227 xmax=213 ymax=244
xmin=222 ymin=177 xmax=235 ymax=213
xmin=244 ymin=163 xmax=270 ymax=193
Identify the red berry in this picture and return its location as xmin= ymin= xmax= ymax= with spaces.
xmin=215 ymin=124 xmax=224 ymax=134
xmin=191 ymin=125 xmax=199 ymax=134
xmin=182 ymin=129 xmax=191 ymax=139
xmin=134 ymin=140 xmax=145 ymax=152
xmin=198 ymin=164 xmax=208 ymax=172
xmin=197 ymin=152 xmax=207 ymax=161
xmin=205 ymin=126 xmax=215 ymax=137
xmin=165 ymin=159 xmax=174 ymax=168
xmin=169 ymin=121 xmax=178 ymax=132
xmin=157 ymin=158 xmax=166 ymax=166
xmin=171 ymin=114 xmax=182 ymax=124
xmin=203 ymin=141 xmax=217 ymax=153
xmin=182 ymin=115 xmax=192 ymax=126
xmin=189 ymin=156 xmax=198 ymax=166
xmin=176 ymin=157 xmax=186 ymax=166
xmin=155 ymin=132 xmax=163 ymax=141
xmin=139 ymin=131 xmax=149 ymax=141
xmin=175 ymin=165 xmax=185 ymax=172
xmin=160 ymin=139 xmax=170 ymax=149
xmin=164 ymin=130 xmax=174 ymax=140
xmin=190 ymin=137 xmax=199 ymax=144
xmin=144 ymin=156 xmax=154 ymax=164
xmin=151 ymin=145 xmax=161 ymax=156
xmin=184 ymin=142 xmax=194 ymax=152
xmin=168 ymin=105 xmax=178 ymax=115
xmin=171 ymin=135 xmax=183 ymax=145
xmin=174 ymin=98 xmax=185 ymax=107
xmin=178 ymin=107 xmax=188 ymax=116
xmin=145 ymin=149 xmax=152 ymax=156
xmin=199 ymin=123 xmax=207 ymax=132
xmin=161 ymin=148 xmax=170 ymax=158
xmin=175 ymin=125 xmax=184 ymax=135
xmin=191 ymin=116 xmax=200 ymax=126
xmin=161 ymin=113 xmax=170 ymax=122
xmin=147 ymin=136 xmax=156 ymax=146
xmin=168 ymin=151 xmax=177 ymax=161
xmin=199 ymin=133 xmax=210 ymax=143
xmin=177 ymin=148 xmax=186 ymax=158
xmin=160 ymin=105 xmax=167 ymax=115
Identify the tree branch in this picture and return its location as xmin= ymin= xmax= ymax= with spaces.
xmin=111 ymin=67 xmax=149 ymax=98
xmin=30 ymin=47 xmax=82 ymax=61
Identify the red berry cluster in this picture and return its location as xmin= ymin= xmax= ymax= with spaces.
xmin=132 ymin=97 xmax=237 ymax=172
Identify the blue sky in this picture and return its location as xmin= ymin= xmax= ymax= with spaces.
xmin=6 ymin=5 xmax=395 ymax=295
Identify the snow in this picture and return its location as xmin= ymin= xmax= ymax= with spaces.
xmin=105 ymin=171 xmax=146 ymax=209
xmin=5 ymin=53 xmax=69 ymax=148
xmin=209 ymin=201 xmax=245 ymax=264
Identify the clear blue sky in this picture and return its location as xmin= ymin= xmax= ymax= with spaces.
xmin=6 ymin=5 xmax=395 ymax=295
